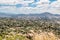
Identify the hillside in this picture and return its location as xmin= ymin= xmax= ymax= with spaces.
xmin=0 ymin=12 xmax=60 ymax=20
xmin=0 ymin=12 xmax=60 ymax=40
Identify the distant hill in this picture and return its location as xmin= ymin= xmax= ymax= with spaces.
xmin=0 ymin=12 xmax=60 ymax=20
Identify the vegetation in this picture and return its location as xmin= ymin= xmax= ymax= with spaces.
xmin=0 ymin=18 xmax=60 ymax=40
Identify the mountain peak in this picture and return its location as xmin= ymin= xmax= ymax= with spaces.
xmin=42 ymin=12 xmax=52 ymax=14
xmin=40 ymin=12 xmax=53 ymax=16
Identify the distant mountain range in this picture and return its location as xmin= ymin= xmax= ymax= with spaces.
xmin=0 ymin=12 xmax=60 ymax=20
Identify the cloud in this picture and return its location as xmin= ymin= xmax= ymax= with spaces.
xmin=0 ymin=6 xmax=17 ymax=14
xmin=0 ymin=0 xmax=16 ymax=4
xmin=40 ymin=0 xmax=50 ymax=2
xmin=0 ymin=0 xmax=60 ymax=14
xmin=0 ymin=6 xmax=48 ymax=14
xmin=49 ymin=0 xmax=60 ymax=14
xmin=17 ymin=7 xmax=48 ymax=14
xmin=0 ymin=0 xmax=34 ymax=4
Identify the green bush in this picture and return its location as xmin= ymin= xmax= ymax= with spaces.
xmin=0 ymin=36 xmax=2 ymax=40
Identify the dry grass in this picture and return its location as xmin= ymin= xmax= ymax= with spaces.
xmin=32 ymin=32 xmax=60 ymax=40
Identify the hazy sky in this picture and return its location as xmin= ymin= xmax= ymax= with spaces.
xmin=0 ymin=0 xmax=60 ymax=14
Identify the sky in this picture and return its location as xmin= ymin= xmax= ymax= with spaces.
xmin=0 ymin=0 xmax=60 ymax=14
